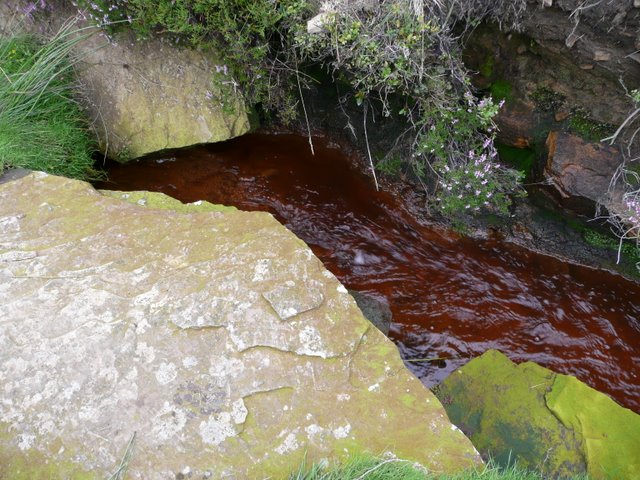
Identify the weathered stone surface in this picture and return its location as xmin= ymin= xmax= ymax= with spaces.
xmin=494 ymin=99 xmax=538 ymax=148
xmin=545 ymin=131 xmax=623 ymax=205
xmin=437 ymin=350 xmax=640 ymax=480
xmin=465 ymin=11 xmax=639 ymax=127
xmin=76 ymin=29 xmax=251 ymax=160
xmin=0 ymin=172 xmax=481 ymax=479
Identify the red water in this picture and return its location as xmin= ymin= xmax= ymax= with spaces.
xmin=96 ymin=133 xmax=640 ymax=412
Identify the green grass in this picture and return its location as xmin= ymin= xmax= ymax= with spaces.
xmin=289 ymin=455 xmax=589 ymax=480
xmin=0 ymin=21 xmax=101 ymax=180
xmin=290 ymin=455 xmax=427 ymax=480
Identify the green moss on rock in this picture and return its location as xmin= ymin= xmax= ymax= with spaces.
xmin=101 ymin=190 xmax=236 ymax=213
xmin=496 ymin=144 xmax=534 ymax=176
xmin=489 ymin=80 xmax=513 ymax=103
xmin=0 ymin=425 xmax=96 ymax=480
xmin=437 ymin=350 xmax=640 ymax=480
xmin=546 ymin=375 xmax=640 ymax=479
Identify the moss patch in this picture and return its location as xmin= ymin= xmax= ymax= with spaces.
xmin=567 ymin=109 xmax=614 ymax=143
xmin=100 ymin=190 xmax=236 ymax=213
xmin=530 ymin=86 xmax=565 ymax=112
xmin=546 ymin=375 xmax=640 ymax=479
xmin=489 ymin=80 xmax=512 ymax=103
xmin=496 ymin=144 xmax=534 ymax=177
xmin=437 ymin=351 xmax=584 ymax=477
xmin=438 ymin=350 xmax=640 ymax=479
xmin=479 ymin=55 xmax=495 ymax=79
xmin=0 ymin=424 xmax=97 ymax=480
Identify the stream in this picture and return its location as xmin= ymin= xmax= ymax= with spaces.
xmin=95 ymin=132 xmax=640 ymax=413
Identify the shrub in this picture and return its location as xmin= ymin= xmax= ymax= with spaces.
xmin=295 ymin=1 xmax=525 ymax=214
xmin=71 ymin=0 xmax=527 ymax=215
xmin=0 ymin=21 xmax=100 ymax=180
xmin=598 ymin=87 xmax=640 ymax=267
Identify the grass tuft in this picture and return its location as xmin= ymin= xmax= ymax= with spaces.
xmin=289 ymin=455 xmax=428 ymax=480
xmin=0 ymin=20 xmax=101 ymax=180
xmin=289 ymin=455 xmax=590 ymax=480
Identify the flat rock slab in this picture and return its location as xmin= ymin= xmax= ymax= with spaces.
xmin=0 ymin=172 xmax=480 ymax=479
xmin=437 ymin=349 xmax=640 ymax=480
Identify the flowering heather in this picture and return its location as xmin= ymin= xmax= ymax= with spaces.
xmin=20 ymin=0 xmax=50 ymax=19
xmin=72 ymin=1 xmax=131 ymax=27
xmin=418 ymin=94 xmax=522 ymax=215
xmin=622 ymin=192 xmax=640 ymax=234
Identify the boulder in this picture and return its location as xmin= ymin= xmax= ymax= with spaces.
xmin=348 ymin=290 xmax=392 ymax=335
xmin=544 ymin=131 xmax=623 ymax=208
xmin=437 ymin=349 xmax=640 ymax=480
xmin=0 ymin=172 xmax=481 ymax=479
xmin=76 ymin=29 xmax=252 ymax=160
xmin=0 ymin=1 xmax=252 ymax=161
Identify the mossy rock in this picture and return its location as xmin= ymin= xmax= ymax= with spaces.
xmin=100 ymin=190 xmax=237 ymax=213
xmin=76 ymin=30 xmax=252 ymax=160
xmin=437 ymin=350 xmax=640 ymax=479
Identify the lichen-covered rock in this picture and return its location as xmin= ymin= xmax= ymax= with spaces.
xmin=0 ymin=172 xmax=481 ymax=479
xmin=76 ymin=29 xmax=252 ymax=160
xmin=437 ymin=349 xmax=640 ymax=480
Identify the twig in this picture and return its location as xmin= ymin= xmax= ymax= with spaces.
xmin=363 ymin=102 xmax=379 ymax=191
xmin=294 ymin=54 xmax=314 ymax=156
xmin=106 ymin=432 xmax=137 ymax=480
xmin=601 ymin=108 xmax=640 ymax=145
xmin=405 ymin=356 xmax=451 ymax=363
